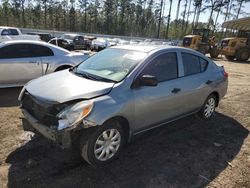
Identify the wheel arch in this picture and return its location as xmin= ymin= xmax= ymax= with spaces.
xmin=210 ymin=91 xmax=219 ymax=107
xmin=54 ymin=64 xmax=73 ymax=72
xmin=103 ymin=116 xmax=131 ymax=144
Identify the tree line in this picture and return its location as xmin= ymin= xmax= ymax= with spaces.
xmin=0 ymin=0 xmax=249 ymax=39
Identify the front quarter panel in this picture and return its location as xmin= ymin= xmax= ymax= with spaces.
xmin=85 ymin=82 xmax=135 ymax=132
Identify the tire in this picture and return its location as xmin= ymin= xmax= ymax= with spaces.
xmin=210 ymin=47 xmax=219 ymax=58
xmin=225 ymin=55 xmax=235 ymax=61
xmin=236 ymin=48 xmax=250 ymax=61
xmin=80 ymin=120 xmax=125 ymax=166
xmin=198 ymin=94 xmax=217 ymax=120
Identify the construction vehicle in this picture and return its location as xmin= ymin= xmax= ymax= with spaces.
xmin=220 ymin=17 xmax=250 ymax=61
xmin=182 ymin=28 xmax=219 ymax=58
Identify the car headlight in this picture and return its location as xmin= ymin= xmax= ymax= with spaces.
xmin=57 ymin=101 xmax=93 ymax=130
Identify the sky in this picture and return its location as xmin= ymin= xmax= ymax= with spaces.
xmin=162 ymin=0 xmax=250 ymax=25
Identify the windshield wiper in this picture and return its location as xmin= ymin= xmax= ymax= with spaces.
xmin=72 ymin=69 xmax=115 ymax=83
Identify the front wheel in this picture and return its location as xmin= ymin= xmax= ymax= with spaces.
xmin=198 ymin=94 xmax=217 ymax=120
xmin=80 ymin=120 xmax=125 ymax=166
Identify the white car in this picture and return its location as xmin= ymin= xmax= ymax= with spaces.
xmin=0 ymin=40 xmax=89 ymax=88
xmin=91 ymin=38 xmax=110 ymax=51
xmin=0 ymin=26 xmax=40 ymax=42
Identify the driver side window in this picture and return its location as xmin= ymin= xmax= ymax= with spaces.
xmin=142 ymin=52 xmax=178 ymax=82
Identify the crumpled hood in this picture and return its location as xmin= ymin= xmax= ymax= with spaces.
xmin=25 ymin=70 xmax=115 ymax=103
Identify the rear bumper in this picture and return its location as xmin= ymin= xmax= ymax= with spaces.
xmin=21 ymin=109 xmax=72 ymax=148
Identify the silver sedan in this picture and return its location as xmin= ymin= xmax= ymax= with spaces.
xmin=0 ymin=40 xmax=89 ymax=88
xmin=20 ymin=45 xmax=228 ymax=166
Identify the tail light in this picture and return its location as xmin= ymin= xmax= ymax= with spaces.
xmin=223 ymin=71 xmax=229 ymax=77
xmin=220 ymin=65 xmax=228 ymax=78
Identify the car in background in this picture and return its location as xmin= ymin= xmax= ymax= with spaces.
xmin=60 ymin=33 xmax=87 ymax=50
xmin=91 ymin=38 xmax=110 ymax=51
xmin=27 ymin=32 xmax=53 ymax=42
xmin=84 ymin=35 xmax=96 ymax=50
xmin=0 ymin=26 xmax=40 ymax=42
xmin=48 ymin=38 xmax=74 ymax=51
xmin=117 ymin=39 xmax=130 ymax=45
xmin=19 ymin=45 xmax=228 ymax=166
xmin=107 ymin=38 xmax=119 ymax=46
xmin=0 ymin=40 xmax=89 ymax=88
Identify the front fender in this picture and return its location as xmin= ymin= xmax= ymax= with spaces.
xmin=86 ymin=95 xmax=134 ymax=130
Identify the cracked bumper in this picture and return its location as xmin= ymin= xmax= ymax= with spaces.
xmin=21 ymin=109 xmax=72 ymax=148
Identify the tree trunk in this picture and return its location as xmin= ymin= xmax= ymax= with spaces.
xmin=157 ymin=0 xmax=164 ymax=38
xmin=195 ymin=3 xmax=201 ymax=28
xmin=166 ymin=0 xmax=173 ymax=39
xmin=236 ymin=0 xmax=243 ymax=19
xmin=21 ymin=0 xmax=26 ymax=27
xmin=181 ymin=0 xmax=188 ymax=31
xmin=207 ymin=2 xmax=214 ymax=29
xmin=224 ymin=0 xmax=230 ymax=22
xmin=213 ymin=3 xmax=222 ymax=32
xmin=184 ymin=0 xmax=192 ymax=33
xmin=191 ymin=5 xmax=197 ymax=30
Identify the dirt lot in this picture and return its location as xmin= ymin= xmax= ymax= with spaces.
xmin=0 ymin=58 xmax=249 ymax=188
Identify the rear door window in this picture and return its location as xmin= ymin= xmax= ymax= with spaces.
xmin=30 ymin=44 xmax=54 ymax=57
xmin=181 ymin=52 xmax=209 ymax=76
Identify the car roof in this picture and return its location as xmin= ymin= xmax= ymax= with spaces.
xmin=0 ymin=26 xmax=18 ymax=30
xmin=111 ymin=44 xmax=210 ymax=60
xmin=112 ymin=45 xmax=184 ymax=53
xmin=62 ymin=33 xmax=81 ymax=36
xmin=0 ymin=40 xmax=51 ymax=46
xmin=0 ymin=40 xmax=70 ymax=54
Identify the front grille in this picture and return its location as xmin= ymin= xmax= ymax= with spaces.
xmin=21 ymin=92 xmax=59 ymax=127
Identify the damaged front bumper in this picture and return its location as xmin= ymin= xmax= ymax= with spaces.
xmin=22 ymin=109 xmax=72 ymax=148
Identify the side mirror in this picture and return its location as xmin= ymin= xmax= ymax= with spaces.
xmin=139 ymin=75 xmax=158 ymax=87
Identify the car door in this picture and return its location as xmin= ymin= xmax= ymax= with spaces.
xmin=132 ymin=51 xmax=189 ymax=132
xmin=0 ymin=44 xmax=43 ymax=86
xmin=178 ymin=52 xmax=212 ymax=112
xmin=30 ymin=44 xmax=55 ymax=74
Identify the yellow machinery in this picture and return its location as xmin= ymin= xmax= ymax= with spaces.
xmin=220 ymin=17 xmax=250 ymax=61
xmin=182 ymin=29 xmax=219 ymax=58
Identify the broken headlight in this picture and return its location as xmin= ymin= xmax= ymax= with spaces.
xmin=57 ymin=100 xmax=93 ymax=130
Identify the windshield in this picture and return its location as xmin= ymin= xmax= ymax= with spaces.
xmin=74 ymin=48 xmax=147 ymax=82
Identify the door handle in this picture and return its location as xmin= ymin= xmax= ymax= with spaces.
xmin=171 ymin=88 xmax=181 ymax=94
xmin=206 ymin=80 xmax=213 ymax=85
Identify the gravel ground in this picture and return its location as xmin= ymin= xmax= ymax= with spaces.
xmin=0 ymin=57 xmax=249 ymax=188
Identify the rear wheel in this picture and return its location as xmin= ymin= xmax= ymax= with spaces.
xmin=198 ymin=94 xmax=217 ymax=120
xmin=225 ymin=55 xmax=235 ymax=61
xmin=236 ymin=48 xmax=250 ymax=61
xmin=80 ymin=120 xmax=125 ymax=166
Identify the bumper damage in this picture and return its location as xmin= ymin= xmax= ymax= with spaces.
xmin=22 ymin=109 xmax=72 ymax=148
